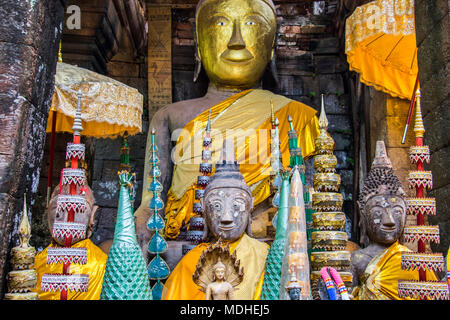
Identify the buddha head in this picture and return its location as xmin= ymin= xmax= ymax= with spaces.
xmin=195 ymin=0 xmax=277 ymax=89
xmin=47 ymin=183 xmax=97 ymax=246
xmin=358 ymin=141 xmax=406 ymax=247
xmin=212 ymin=259 xmax=227 ymax=281
xmin=202 ymin=139 xmax=254 ymax=242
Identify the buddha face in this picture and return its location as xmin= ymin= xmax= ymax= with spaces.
xmin=214 ymin=266 xmax=226 ymax=281
xmin=196 ymin=0 xmax=276 ymax=89
xmin=203 ymin=187 xmax=253 ymax=241
xmin=364 ymin=195 xmax=406 ymax=245
xmin=288 ymin=287 xmax=301 ymax=300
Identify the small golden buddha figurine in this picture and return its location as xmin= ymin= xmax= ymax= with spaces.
xmin=4 ymin=195 xmax=38 ymax=300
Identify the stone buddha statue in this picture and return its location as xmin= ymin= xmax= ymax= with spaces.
xmin=33 ymin=185 xmax=107 ymax=300
xmin=162 ymin=139 xmax=269 ymax=300
xmin=350 ymin=141 xmax=437 ymax=300
xmin=135 ymin=0 xmax=320 ymax=258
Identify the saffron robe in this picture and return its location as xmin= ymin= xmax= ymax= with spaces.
xmin=33 ymin=239 xmax=107 ymax=300
xmin=352 ymin=241 xmax=438 ymax=300
xmin=162 ymin=234 xmax=269 ymax=300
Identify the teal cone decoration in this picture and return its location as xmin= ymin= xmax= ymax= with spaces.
xmin=288 ymin=115 xmax=314 ymax=255
xmin=146 ymin=128 xmax=170 ymax=300
xmin=261 ymin=170 xmax=290 ymax=300
xmin=100 ymin=171 xmax=152 ymax=300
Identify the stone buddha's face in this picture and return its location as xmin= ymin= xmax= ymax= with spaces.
xmin=288 ymin=287 xmax=301 ymax=300
xmin=203 ymin=187 xmax=253 ymax=241
xmin=213 ymin=265 xmax=226 ymax=281
xmin=196 ymin=0 xmax=276 ymax=90
xmin=364 ymin=195 xmax=406 ymax=245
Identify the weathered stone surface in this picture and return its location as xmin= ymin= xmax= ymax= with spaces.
xmin=339 ymin=169 xmax=354 ymax=201
xmin=414 ymin=0 xmax=449 ymax=45
xmin=423 ymin=97 xmax=450 ymax=153
xmin=310 ymin=37 xmax=340 ymax=54
xmin=0 ymin=0 xmax=64 ymax=296
xmin=428 ymin=185 xmax=450 ymax=254
xmin=429 ymin=145 xmax=450 ymax=190
xmin=92 ymin=179 xmax=120 ymax=208
xmin=417 ymin=16 xmax=450 ymax=89
xmin=314 ymin=55 xmax=348 ymax=74
xmin=91 ymin=207 xmax=117 ymax=245
xmin=319 ymin=74 xmax=345 ymax=95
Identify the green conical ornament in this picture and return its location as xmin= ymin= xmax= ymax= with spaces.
xmin=100 ymin=171 xmax=152 ymax=300
xmin=261 ymin=170 xmax=290 ymax=300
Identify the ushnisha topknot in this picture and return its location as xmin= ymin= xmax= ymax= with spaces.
xmin=358 ymin=141 xmax=405 ymax=210
xmin=204 ymin=138 xmax=252 ymax=199
xmin=195 ymin=0 xmax=277 ymax=17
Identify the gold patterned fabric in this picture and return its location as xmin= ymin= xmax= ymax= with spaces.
xmin=47 ymin=62 xmax=143 ymax=138
xmin=33 ymin=239 xmax=107 ymax=300
xmin=352 ymin=241 xmax=438 ymax=300
xmin=345 ymin=0 xmax=418 ymax=100
xmin=162 ymin=234 xmax=269 ymax=300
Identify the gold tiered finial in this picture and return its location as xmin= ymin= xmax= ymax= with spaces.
xmin=318 ymin=94 xmax=329 ymax=130
xmin=58 ymin=41 xmax=63 ymax=63
xmin=413 ymin=89 xmax=425 ymax=138
xmin=314 ymin=95 xmax=335 ymax=155
xmin=18 ymin=194 xmax=31 ymax=248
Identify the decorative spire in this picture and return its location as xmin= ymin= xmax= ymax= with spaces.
xmin=72 ymin=91 xmax=83 ymax=136
xmin=147 ymin=128 xmax=170 ymax=300
xmin=314 ymin=97 xmax=335 ymax=155
xmin=120 ymin=131 xmax=131 ymax=172
xmin=261 ymin=170 xmax=291 ymax=300
xmin=18 ymin=194 xmax=31 ymax=248
xmin=310 ymin=95 xmax=352 ymax=300
xmin=113 ymin=172 xmax=138 ymax=245
xmin=58 ymin=41 xmax=63 ymax=63
xmin=101 ymin=171 xmax=152 ymax=300
xmin=206 ymin=108 xmax=212 ymax=133
xmin=413 ymin=89 xmax=425 ymax=139
xmin=4 ymin=193 xmax=38 ymax=300
xmin=318 ymin=94 xmax=329 ymax=130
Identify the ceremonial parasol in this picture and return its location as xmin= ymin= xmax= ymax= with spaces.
xmin=345 ymin=0 xmax=419 ymax=142
xmin=46 ymin=52 xmax=143 ymax=203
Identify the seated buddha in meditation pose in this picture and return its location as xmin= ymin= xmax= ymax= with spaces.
xmin=351 ymin=141 xmax=436 ymax=300
xmin=162 ymin=139 xmax=269 ymax=299
xmin=135 ymin=0 xmax=320 ymax=257
xmin=33 ymin=185 xmax=107 ymax=300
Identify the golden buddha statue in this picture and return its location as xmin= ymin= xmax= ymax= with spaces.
xmin=135 ymin=0 xmax=320 ymax=259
